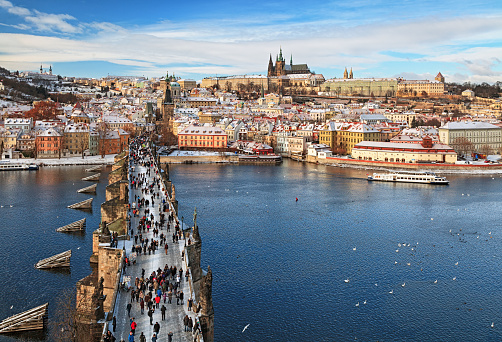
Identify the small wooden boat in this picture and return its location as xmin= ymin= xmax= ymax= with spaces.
xmin=0 ymin=303 xmax=48 ymax=333
xmin=35 ymin=250 xmax=71 ymax=269
xmin=56 ymin=218 xmax=86 ymax=232
xmin=77 ymin=183 xmax=97 ymax=194
xmin=85 ymin=165 xmax=102 ymax=172
xmin=82 ymin=173 xmax=100 ymax=181
xmin=67 ymin=198 xmax=93 ymax=210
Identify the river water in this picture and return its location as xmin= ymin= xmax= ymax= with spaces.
xmin=0 ymin=166 xmax=108 ymax=341
xmin=0 ymin=161 xmax=501 ymax=341
xmin=169 ymin=160 xmax=502 ymax=341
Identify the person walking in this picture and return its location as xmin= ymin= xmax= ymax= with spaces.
xmin=161 ymin=305 xmax=166 ymax=320
xmin=153 ymin=322 xmax=160 ymax=336
xmin=139 ymin=332 xmax=146 ymax=342
xmin=179 ymin=290 xmax=184 ymax=305
xmin=168 ymin=331 xmax=173 ymax=342
xmin=188 ymin=317 xmax=193 ymax=332
xmin=112 ymin=316 xmax=116 ymax=332
xmin=128 ymin=331 xmax=135 ymax=342
xmin=148 ymin=308 xmax=153 ymax=325
xmin=140 ymin=298 xmax=144 ymax=314
xmin=155 ymin=295 xmax=160 ymax=308
xmin=126 ymin=303 xmax=132 ymax=317
xmin=151 ymin=333 xmax=157 ymax=342
xmin=183 ymin=315 xmax=189 ymax=332
xmin=130 ymin=319 xmax=137 ymax=336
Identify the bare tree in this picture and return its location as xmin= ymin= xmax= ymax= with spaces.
xmin=50 ymin=288 xmax=95 ymax=342
xmin=452 ymin=137 xmax=474 ymax=157
xmin=78 ymin=134 xmax=89 ymax=159
xmin=479 ymin=144 xmax=492 ymax=157
xmin=97 ymin=122 xmax=110 ymax=158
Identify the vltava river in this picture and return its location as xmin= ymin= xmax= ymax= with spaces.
xmin=0 ymin=166 xmax=108 ymax=341
xmin=170 ymin=160 xmax=502 ymax=341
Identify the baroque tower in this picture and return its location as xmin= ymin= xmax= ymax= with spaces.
xmin=435 ymin=72 xmax=445 ymax=83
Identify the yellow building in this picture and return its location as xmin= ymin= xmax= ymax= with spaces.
xmin=397 ymin=80 xmax=445 ymax=96
xmin=337 ymin=123 xmax=381 ymax=154
xmin=177 ymin=79 xmax=197 ymax=91
xmin=63 ymin=123 xmax=90 ymax=156
xmin=199 ymin=112 xmax=222 ymax=124
xmin=383 ymin=112 xmax=417 ymax=126
xmin=319 ymin=122 xmax=337 ymax=150
xmin=322 ymin=78 xmax=398 ymax=96
xmin=201 ymin=75 xmax=269 ymax=92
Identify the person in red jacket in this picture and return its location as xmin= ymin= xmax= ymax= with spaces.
xmin=131 ymin=320 xmax=137 ymax=335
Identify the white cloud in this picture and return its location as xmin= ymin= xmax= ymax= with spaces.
xmin=0 ymin=0 xmax=12 ymax=8
xmin=25 ymin=11 xmax=81 ymax=34
xmin=0 ymin=6 xmax=501 ymax=83
xmin=0 ymin=0 xmax=30 ymax=16
xmin=7 ymin=5 xmax=29 ymax=16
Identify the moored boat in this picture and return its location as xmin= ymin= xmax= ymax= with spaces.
xmin=0 ymin=162 xmax=38 ymax=171
xmin=367 ymin=171 xmax=449 ymax=185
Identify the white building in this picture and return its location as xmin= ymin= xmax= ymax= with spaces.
xmin=462 ymin=89 xmax=475 ymax=99
xmin=438 ymin=121 xmax=502 ymax=154
xmin=4 ymin=118 xmax=33 ymax=131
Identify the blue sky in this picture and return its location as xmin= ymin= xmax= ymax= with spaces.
xmin=0 ymin=0 xmax=501 ymax=83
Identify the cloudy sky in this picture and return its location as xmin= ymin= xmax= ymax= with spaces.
xmin=0 ymin=0 xmax=501 ymax=83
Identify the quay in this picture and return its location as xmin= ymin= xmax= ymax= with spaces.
xmin=72 ymin=136 xmax=213 ymax=342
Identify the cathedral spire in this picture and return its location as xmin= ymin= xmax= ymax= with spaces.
xmin=279 ymin=47 xmax=283 ymax=62
xmin=343 ymin=67 xmax=348 ymax=79
xmin=290 ymin=54 xmax=293 ymax=66
xmin=349 ymin=68 xmax=353 ymax=79
xmin=268 ymin=54 xmax=274 ymax=77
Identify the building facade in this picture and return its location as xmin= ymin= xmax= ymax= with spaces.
xmin=438 ymin=121 xmax=502 ymax=154
xmin=36 ymin=128 xmax=63 ymax=158
xmin=178 ymin=125 xmax=228 ymax=149
xmin=351 ymin=139 xmax=457 ymax=163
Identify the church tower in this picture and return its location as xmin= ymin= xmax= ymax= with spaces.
xmin=349 ymin=68 xmax=353 ymax=79
xmin=435 ymin=72 xmax=445 ymax=83
xmin=49 ymin=65 xmax=52 ymax=75
xmin=267 ymin=54 xmax=274 ymax=77
xmin=40 ymin=64 xmax=43 ymax=74
xmin=275 ymin=47 xmax=285 ymax=76
xmin=343 ymin=67 xmax=348 ymax=79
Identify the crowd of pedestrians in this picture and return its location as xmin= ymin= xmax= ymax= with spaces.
xmin=104 ymin=135 xmax=202 ymax=342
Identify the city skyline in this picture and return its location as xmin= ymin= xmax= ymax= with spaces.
xmin=0 ymin=0 xmax=501 ymax=83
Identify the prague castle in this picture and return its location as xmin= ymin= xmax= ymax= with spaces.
xmin=201 ymin=48 xmax=324 ymax=92
xmin=322 ymin=69 xmax=445 ymax=97
xmin=202 ymin=48 xmax=444 ymax=97
xmin=267 ymin=48 xmax=311 ymax=77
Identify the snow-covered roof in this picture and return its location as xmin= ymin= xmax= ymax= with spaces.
xmin=440 ymin=121 xmax=501 ymax=130
xmin=179 ymin=125 xmax=226 ymax=136
xmin=353 ymin=141 xmax=454 ymax=151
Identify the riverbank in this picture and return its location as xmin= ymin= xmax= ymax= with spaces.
xmin=1 ymin=154 xmax=117 ymax=166
xmin=317 ymin=156 xmax=502 ymax=173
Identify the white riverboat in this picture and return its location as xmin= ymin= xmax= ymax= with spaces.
xmin=367 ymin=171 xmax=449 ymax=185
xmin=0 ymin=162 xmax=39 ymax=171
